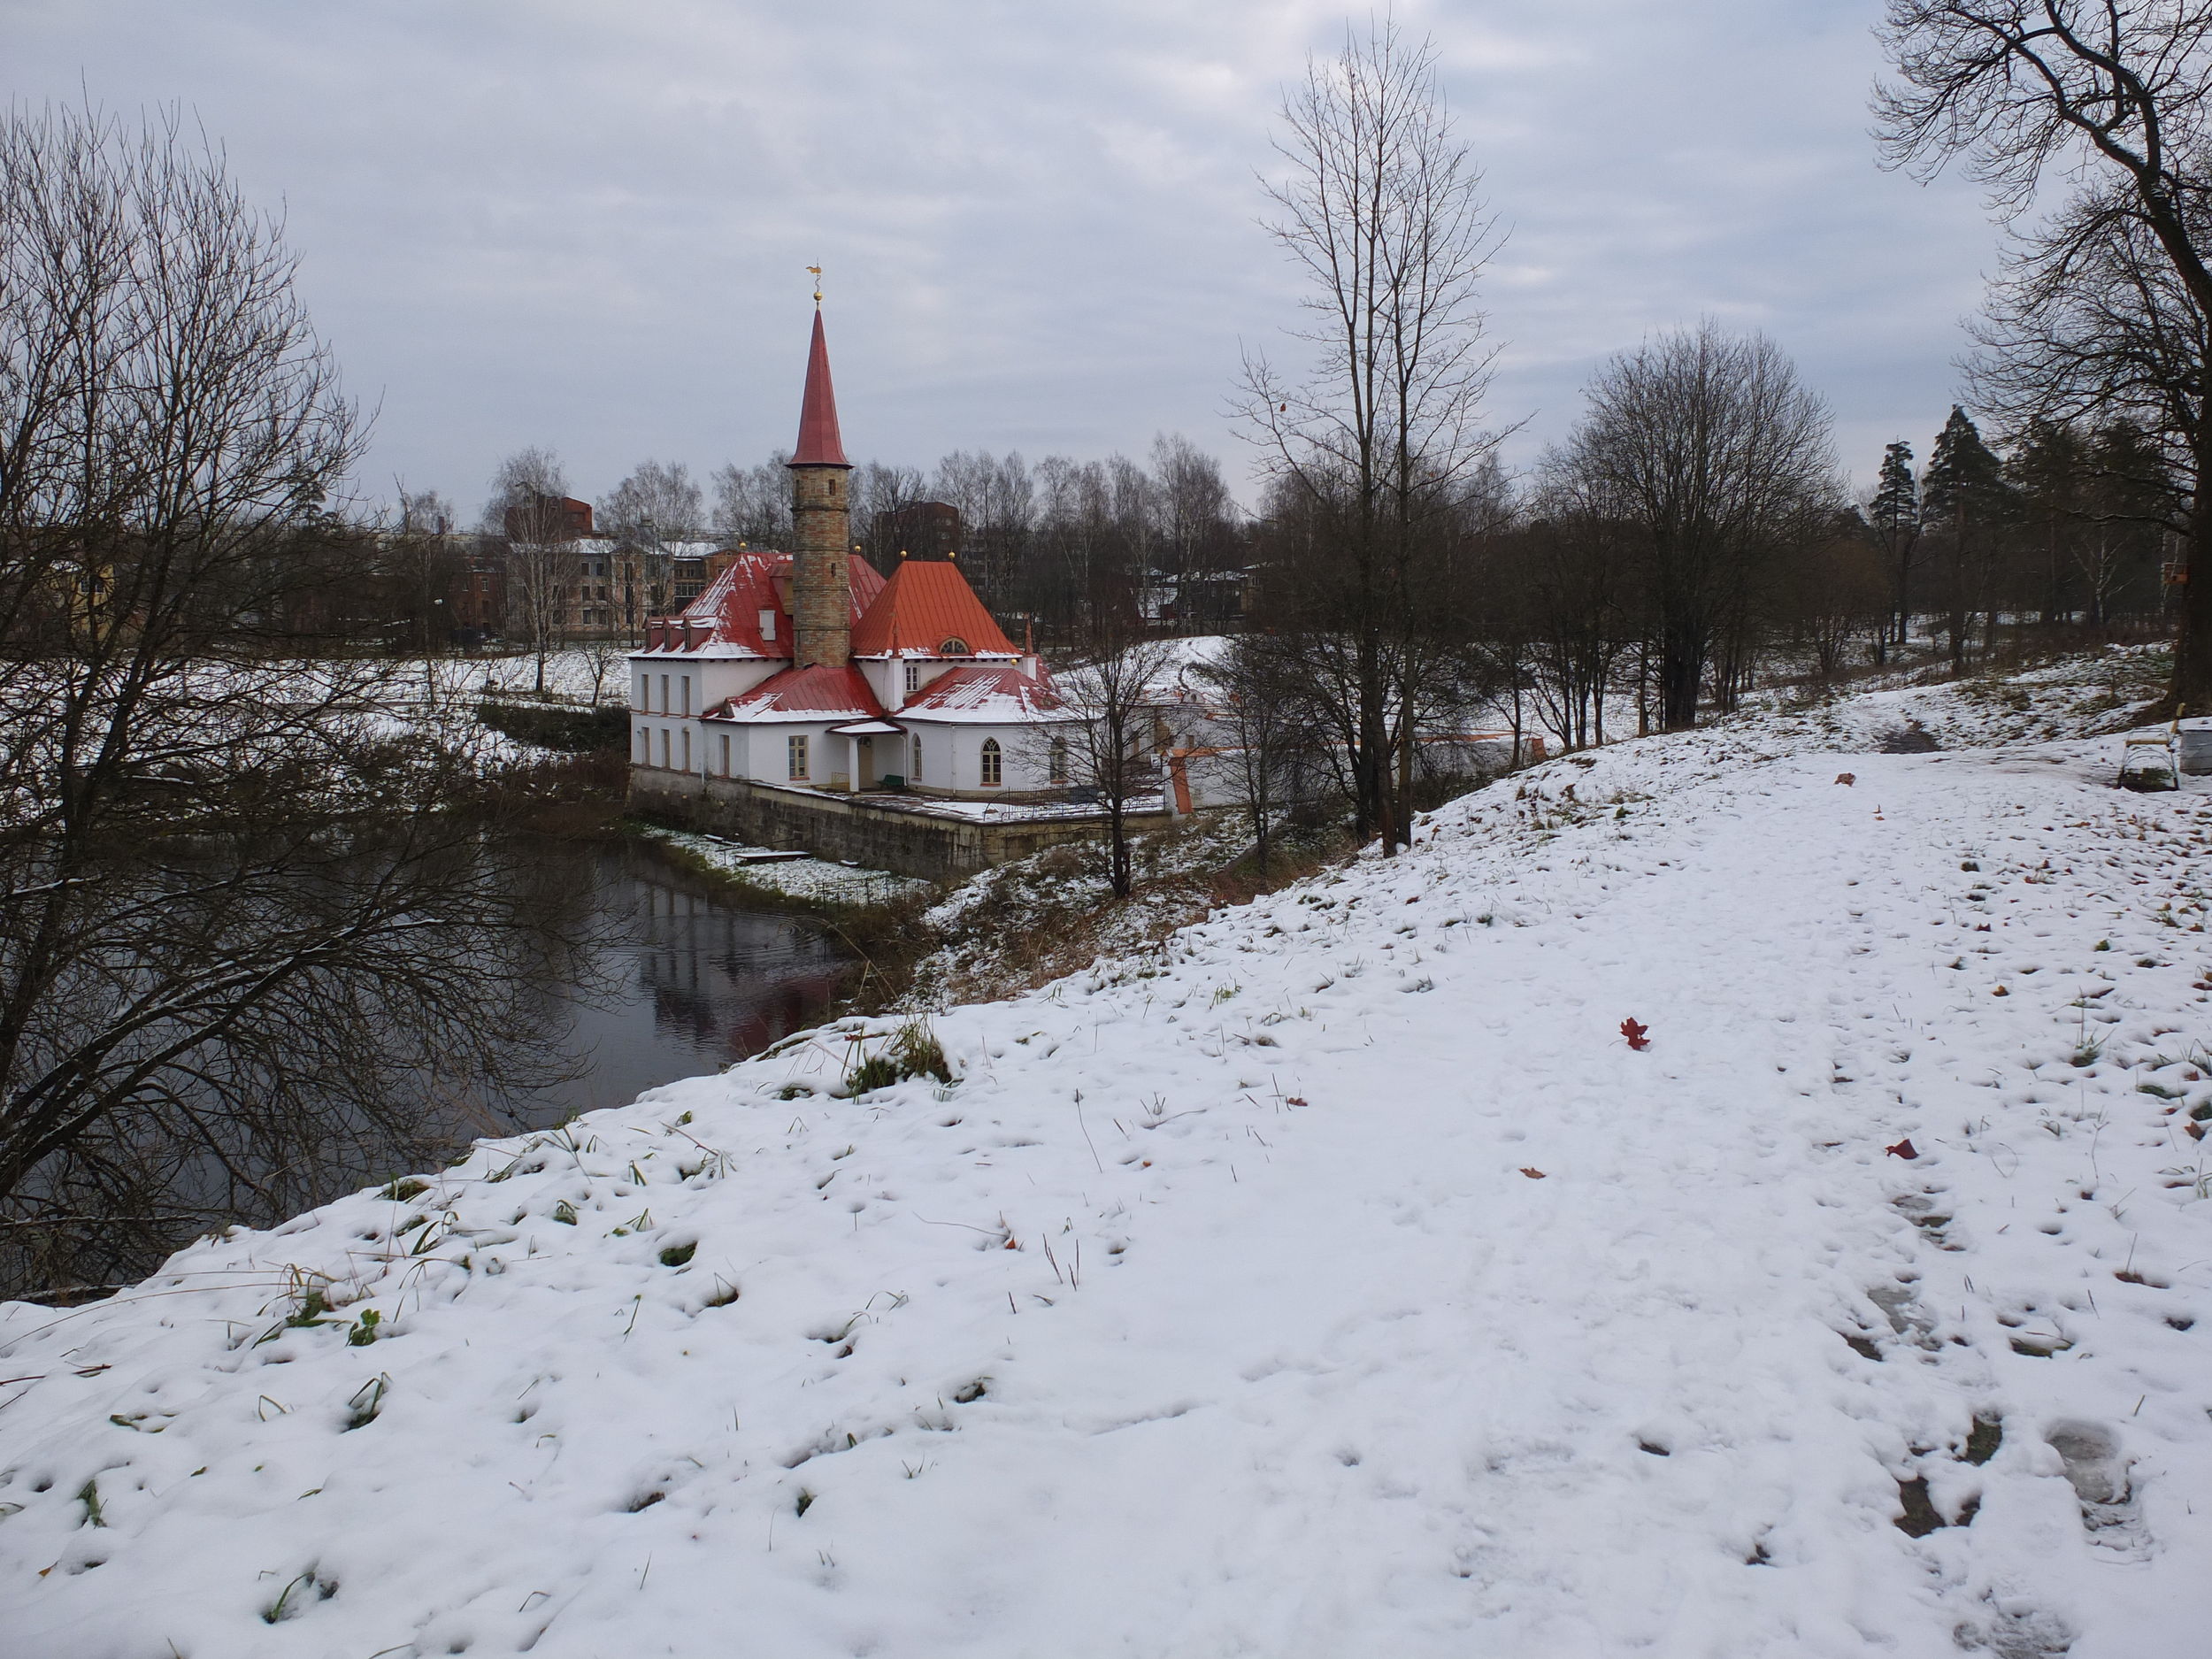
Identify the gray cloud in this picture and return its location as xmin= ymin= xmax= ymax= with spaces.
xmin=6 ymin=0 xmax=2004 ymax=513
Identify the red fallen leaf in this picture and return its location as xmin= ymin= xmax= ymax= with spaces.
xmin=2187 ymin=1123 xmax=2206 ymax=1142
xmin=1993 ymin=986 xmax=2008 ymax=996
xmin=1286 ymin=1097 xmax=1309 ymax=1107
xmin=1520 ymin=1167 xmax=1547 ymax=1179
xmin=1886 ymin=1138 xmax=1918 ymax=1160
xmin=1835 ymin=772 xmax=1855 ymax=786
xmin=1621 ymin=1018 xmax=1651 ymax=1051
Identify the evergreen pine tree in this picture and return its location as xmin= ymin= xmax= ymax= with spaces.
xmin=1868 ymin=440 xmax=1920 ymax=654
xmin=1921 ymin=407 xmax=2012 ymax=670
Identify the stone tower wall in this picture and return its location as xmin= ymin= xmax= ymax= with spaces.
xmin=789 ymin=464 xmax=852 ymax=668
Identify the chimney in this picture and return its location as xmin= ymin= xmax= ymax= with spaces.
xmin=787 ymin=306 xmax=853 ymax=668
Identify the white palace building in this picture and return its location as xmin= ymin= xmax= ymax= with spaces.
xmin=627 ymin=306 xmax=1072 ymax=802
xmin=621 ymin=308 xmax=1146 ymax=877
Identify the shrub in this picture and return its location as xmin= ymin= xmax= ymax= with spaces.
xmin=845 ymin=1018 xmax=954 ymax=1094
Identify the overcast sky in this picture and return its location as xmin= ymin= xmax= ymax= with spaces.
xmin=7 ymin=0 xmax=2005 ymax=516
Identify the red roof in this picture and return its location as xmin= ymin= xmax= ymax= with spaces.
xmin=850 ymin=558 xmax=1018 ymax=657
xmin=791 ymin=309 xmax=849 ymax=468
xmin=656 ymin=550 xmax=884 ymax=657
xmin=709 ymin=664 xmax=887 ymax=723
xmin=899 ymin=662 xmax=1064 ymax=724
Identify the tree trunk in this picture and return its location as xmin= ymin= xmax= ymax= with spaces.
xmin=1659 ymin=623 xmax=1701 ymax=731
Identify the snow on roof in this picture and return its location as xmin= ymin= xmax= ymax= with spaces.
xmin=897 ymin=663 xmax=1067 ymax=726
xmin=707 ymin=663 xmax=887 ymax=724
xmin=851 ymin=558 xmax=1018 ymax=658
xmin=634 ymin=551 xmax=885 ymax=659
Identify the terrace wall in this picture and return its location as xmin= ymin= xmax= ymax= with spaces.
xmin=627 ymin=768 xmax=1172 ymax=882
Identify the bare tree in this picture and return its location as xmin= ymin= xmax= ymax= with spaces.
xmin=932 ymin=449 xmax=1034 ymax=611
xmin=1548 ymin=324 xmax=1840 ymax=729
xmin=1194 ymin=634 xmax=1306 ymax=872
xmin=381 ymin=486 xmax=466 ymax=666
xmin=710 ymin=452 xmax=793 ymax=547
xmin=482 ymin=447 xmax=572 ymax=693
xmin=1875 ymin=0 xmax=2212 ymax=701
xmin=1048 ymin=632 xmax=1181 ymax=900
xmin=850 ymin=462 xmax=926 ymax=569
xmin=1235 ymin=19 xmax=1509 ymax=850
xmin=0 ymin=106 xmax=582 ymax=1298
xmin=603 ymin=459 xmax=703 ymax=542
xmin=599 ymin=460 xmax=701 ymax=641
xmin=1503 ymin=506 xmax=1637 ymax=751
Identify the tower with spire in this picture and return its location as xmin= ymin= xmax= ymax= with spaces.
xmin=627 ymin=296 xmax=1094 ymax=844
xmin=787 ymin=303 xmax=854 ymax=669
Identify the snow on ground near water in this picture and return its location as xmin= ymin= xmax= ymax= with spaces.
xmin=6 ymin=681 xmax=2212 ymax=1657
xmin=644 ymin=827 xmax=936 ymax=905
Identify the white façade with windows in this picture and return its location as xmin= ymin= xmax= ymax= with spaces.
xmin=626 ymin=549 xmax=1076 ymax=800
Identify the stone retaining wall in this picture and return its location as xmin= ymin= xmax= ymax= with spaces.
xmin=627 ymin=769 xmax=1171 ymax=882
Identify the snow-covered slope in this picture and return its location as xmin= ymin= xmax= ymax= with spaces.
xmin=6 ymin=688 xmax=2211 ymax=1658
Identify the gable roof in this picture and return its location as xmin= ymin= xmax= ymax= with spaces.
xmin=851 ymin=558 xmax=1018 ymax=658
xmin=897 ymin=663 xmax=1066 ymax=725
xmin=707 ymin=664 xmax=887 ymax=724
xmin=638 ymin=550 xmax=884 ymax=658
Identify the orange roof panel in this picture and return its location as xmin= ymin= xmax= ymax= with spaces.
xmin=850 ymin=559 xmax=1017 ymax=657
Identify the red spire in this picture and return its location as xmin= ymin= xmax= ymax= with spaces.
xmin=790 ymin=307 xmax=849 ymax=467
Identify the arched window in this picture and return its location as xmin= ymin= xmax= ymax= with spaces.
xmin=979 ymin=737 xmax=1002 ymax=787
xmin=940 ymin=636 xmax=970 ymax=656
xmin=911 ymin=735 xmax=924 ymax=784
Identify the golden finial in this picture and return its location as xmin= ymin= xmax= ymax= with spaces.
xmin=807 ymin=265 xmax=823 ymax=303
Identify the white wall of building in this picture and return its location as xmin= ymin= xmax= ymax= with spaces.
xmin=902 ymin=721 xmax=1063 ymax=794
xmin=629 ymin=657 xmax=781 ymax=718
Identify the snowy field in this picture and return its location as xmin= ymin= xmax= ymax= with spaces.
xmin=4 ymin=661 xmax=2210 ymax=1656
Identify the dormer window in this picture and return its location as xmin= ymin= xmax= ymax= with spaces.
xmin=940 ymin=637 xmax=969 ymax=656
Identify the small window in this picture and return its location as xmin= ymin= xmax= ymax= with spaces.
xmin=681 ymin=729 xmax=692 ymax=772
xmin=904 ymin=662 xmax=921 ymax=695
xmin=681 ymin=676 xmax=692 ymax=716
xmin=1048 ymin=736 xmax=1069 ymax=784
xmin=637 ymin=727 xmax=650 ymax=764
xmin=787 ymin=734 xmax=810 ymax=780
xmin=941 ymin=636 xmax=969 ymax=656
xmin=657 ymin=728 xmax=669 ymax=768
xmin=911 ymin=735 xmax=923 ymax=783
xmin=980 ymin=737 xmax=1002 ymax=787
xmin=719 ymin=733 xmax=731 ymax=776
xmin=658 ymin=673 xmax=669 ymax=713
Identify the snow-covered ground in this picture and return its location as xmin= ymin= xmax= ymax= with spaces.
xmin=643 ymin=827 xmax=936 ymax=906
xmin=5 ymin=662 xmax=2211 ymax=1656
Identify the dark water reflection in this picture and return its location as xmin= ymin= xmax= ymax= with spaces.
xmin=522 ymin=842 xmax=849 ymax=1125
xmin=4 ymin=837 xmax=850 ymax=1301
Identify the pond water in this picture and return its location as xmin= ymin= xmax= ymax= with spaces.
xmin=520 ymin=842 xmax=851 ymax=1125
